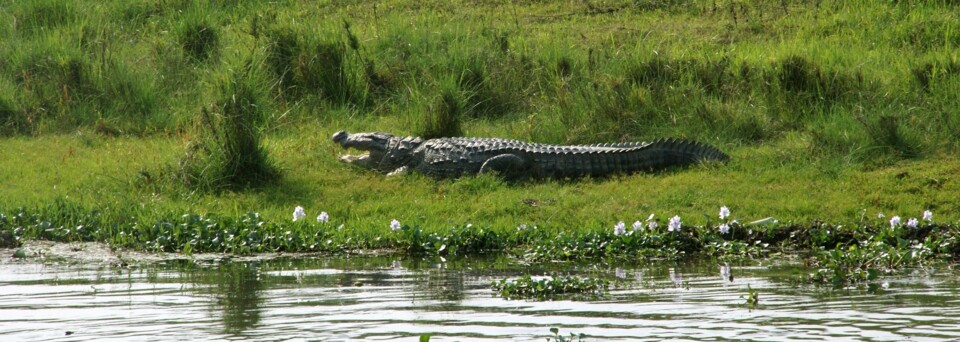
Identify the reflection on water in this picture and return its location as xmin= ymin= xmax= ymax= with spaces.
xmin=2 ymin=255 xmax=960 ymax=341
xmin=210 ymin=261 xmax=263 ymax=334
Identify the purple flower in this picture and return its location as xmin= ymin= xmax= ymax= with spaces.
xmin=889 ymin=216 xmax=901 ymax=229
xmin=922 ymin=210 xmax=933 ymax=222
xmin=317 ymin=211 xmax=329 ymax=223
xmin=719 ymin=206 xmax=730 ymax=220
xmin=906 ymin=218 xmax=919 ymax=229
xmin=668 ymin=215 xmax=682 ymax=232
xmin=632 ymin=221 xmax=643 ymax=232
xmin=719 ymin=223 xmax=730 ymax=234
xmin=390 ymin=219 xmax=401 ymax=231
xmin=614 ymin=221 xmax=626 ymax=236
xmin=293 ymin=206 xmax=306 ymax=222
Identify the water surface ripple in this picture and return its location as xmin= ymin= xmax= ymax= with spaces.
xmin=1 ymin=257 xmax=958 ymax=341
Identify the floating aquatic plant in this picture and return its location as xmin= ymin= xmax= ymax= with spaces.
xmin=491 ymin=274 xmax=609 ymax=300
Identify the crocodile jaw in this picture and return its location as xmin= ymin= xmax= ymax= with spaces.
xmin=332 ymin=131 xmax=393 ymax=170
xmin=338 ymin=153 xmax=371 ymax=166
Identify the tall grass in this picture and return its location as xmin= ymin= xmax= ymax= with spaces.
xmin=0 ymin=0 xmax=957 ymax=159
xmin=177 ymin=63 xmax=278 ymax=191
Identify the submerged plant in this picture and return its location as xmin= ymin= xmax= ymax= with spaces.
xmin=741 ymin=284 xmax=759 ymax=309
xmin=547 ymin=327 xmax=586 ymax=342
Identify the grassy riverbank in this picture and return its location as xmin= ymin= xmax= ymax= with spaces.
xmin=2 ymin=0 xmax=960 ymax=274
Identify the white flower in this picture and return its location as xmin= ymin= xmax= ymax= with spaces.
xmin=719 ymin=223 xmax=730 ymax=234
xmin=668 ymin=215 xmax=682 ymax=232
xmin=632 ymin=221 xmax=643 ymax=231
xmin=647 ymin=213 xmax=655 ymax=221
xmin=647 ymin=220 xmax=658 ymax=230
xmin=719 ymin=206 xmax=730 ymax=220
xmin=922 ymin=210 xmax=933 ymax=222
xmin=293 ymin=206 xmax=306 ymax=222
xmin=614 ymin=221 xmax=626 ymax=236
xmin=906 ymin=218 xmax=919 ymax=229
xmin=877 ymin=212 xmax=885 ymax=219
xmin=317 ymin=211 xmax=329 ymax=223
xmin=889 ymin=216 xmax=901 ymax=229
xmin=390 ymin=219 xmax=401 ymax=231
xmin=517 ymin=224 xmax=527 ymax=231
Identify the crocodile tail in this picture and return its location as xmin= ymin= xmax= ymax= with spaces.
xmin=632 ymin=138 xmax=729 ymax=171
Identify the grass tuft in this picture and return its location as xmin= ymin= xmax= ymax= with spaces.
xmin=178 ymin=21 xmax=220 ymax=62
xmin=12 ymin=0 xmax=77 ymax=35
xmin=416 ymin=88 xmax=464 ymax=139
xmin=178 ymin=64 xmax=278 ymax=191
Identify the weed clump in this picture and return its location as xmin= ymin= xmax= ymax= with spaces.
xmin=261 ymin=25 xmax=365 ymax=105
xmin=416 ymin=89 xmax=464 ymax=139
xmin=911 ymin=59 xmax=960 ymax=90
xmin=0 ymin=95 xmax=22 ymax=135
xmin=179 ymin=66 xmax=278 ymax=191
xmin=774 ymin=55 xmax=860 ymax=103
xmin=9 ymin=47 xmax=157 ymax=134
xmin=179 ymin=21 xmax=220 ymax=62
xmin=12 ymin=0 xmax=77 ymax=35
xmin=857 ymin=114 xmax=919 ymax=159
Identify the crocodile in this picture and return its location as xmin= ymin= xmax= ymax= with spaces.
xmin=333 ymin=131 xmax=729 ymax=180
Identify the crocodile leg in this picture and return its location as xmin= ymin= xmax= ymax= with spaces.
xmin=479 ymin=154 xmax=528 ymax=179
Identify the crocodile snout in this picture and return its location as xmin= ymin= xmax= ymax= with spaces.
xmin=332 ymin=131 xmax=349 ymax=145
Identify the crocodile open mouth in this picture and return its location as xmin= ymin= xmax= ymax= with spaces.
xmin=338 ymin=150 xmax=371 ymax=164
xmin=332 ymin=131 xmax=391 ymax=168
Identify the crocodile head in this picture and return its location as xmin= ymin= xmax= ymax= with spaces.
xmin=332 ymin=131 xmax=422 ymax=173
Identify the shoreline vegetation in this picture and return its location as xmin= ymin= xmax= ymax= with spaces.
xmin=2 ymin=0 xmax=960 ymax=287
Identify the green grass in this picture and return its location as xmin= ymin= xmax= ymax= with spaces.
xmin=1 ymin=0 xmax=960 ymax=262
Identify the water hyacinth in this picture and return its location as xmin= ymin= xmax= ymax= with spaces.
xmin=614 ymin=221 xmax=626 ymax=236
xmin=647 ymin=214 xmax=658 ymax=230
xmin=719 ymin=223 xmax=730 ymax=234
xmin=317 ymin=211 xmax=329 ymax=223
xmin=923 ymin=210 xmax=933 ymax=222
xmin=719 ymin=206 xmax=730 ymax=220
xmin=292 ymin=206 xmax=306 ymax=222
xmin=632 ymin=221 xmax=643 ymax=232
xmin=890 ymin=216 xmax=901 ymax=229
xmin=615 ymin=268 xmax=627 ymax=279
xmin=906 ymin=218 xmax=919 ymax=229
xmin=390 ymin=219 xmax=401 ymax=231
xmin=668 ymin=215 xmax=681 ymax=232
xmin=877 ymin=212 xmax=885 ymax=219
xmin=517 ymin=224 xmax=528 ymax=231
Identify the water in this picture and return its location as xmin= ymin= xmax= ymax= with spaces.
xmin=2 ymin=254 xmax=960 ymax=341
